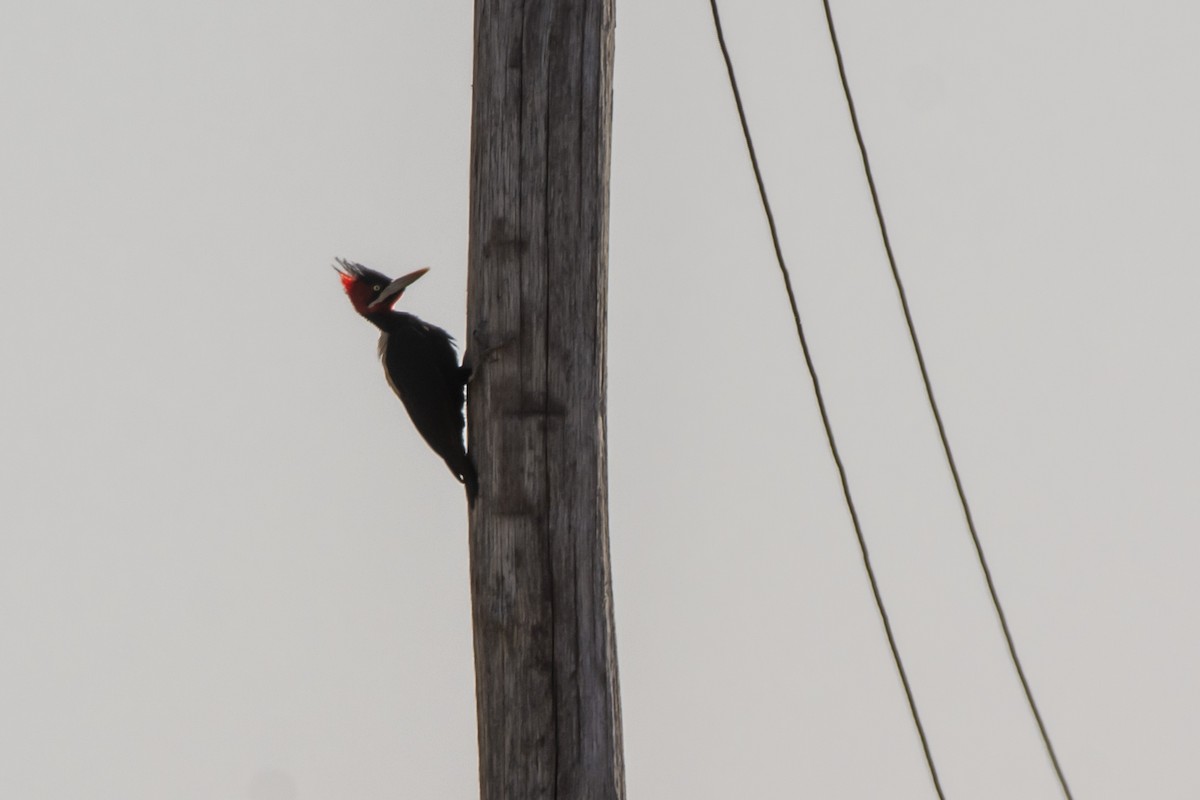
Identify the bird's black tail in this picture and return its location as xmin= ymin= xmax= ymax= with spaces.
xmin=448 ymin=454 xmax=479 ymax=506
xmin=461 ymin=461 xmax=479 ymax=506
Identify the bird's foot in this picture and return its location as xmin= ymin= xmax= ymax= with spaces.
xmin=464 ymin=324 xmax=514 ymax=387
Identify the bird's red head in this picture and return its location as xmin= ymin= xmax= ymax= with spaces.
xmin=334 ymin=258 xmax=429 ymax=317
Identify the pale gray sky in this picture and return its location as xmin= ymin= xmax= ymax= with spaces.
xmin=2 ymin=1 xmax=1198 ymax=798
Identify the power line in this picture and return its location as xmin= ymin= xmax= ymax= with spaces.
xmin=818 ymin=3 xmax=1075 ymax=799
xmin=706 ymin=2 xmax=946 ymax=798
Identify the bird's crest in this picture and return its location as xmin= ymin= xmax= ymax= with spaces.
xmin=332 ymin=258 xmax=369 ymax=290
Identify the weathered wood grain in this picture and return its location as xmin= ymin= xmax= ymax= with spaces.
xmin=465 ymin=1 xmax=622 ymax=799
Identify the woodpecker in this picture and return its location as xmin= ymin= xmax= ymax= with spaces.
xmin=335 ymin=258 xmax=477 ymax=502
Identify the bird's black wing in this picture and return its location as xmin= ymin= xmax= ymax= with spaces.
xmin=379 ymin=313 xmax=473 ymax=485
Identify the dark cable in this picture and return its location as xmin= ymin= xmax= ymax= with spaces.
xmin=707 ymin=2 xmax=946 ymax=797
xmin=818 ymin=3 xmax=1074 ymax=798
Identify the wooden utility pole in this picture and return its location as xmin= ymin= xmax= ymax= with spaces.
xmin=464 ymin=1 xmax=623 ymax=800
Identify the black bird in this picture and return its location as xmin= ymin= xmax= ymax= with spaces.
xmin=335 ymin=258 xmax=477 ymax=502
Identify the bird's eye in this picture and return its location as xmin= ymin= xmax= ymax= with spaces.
xmin=373 ymin=285 xmax=381 ymax=292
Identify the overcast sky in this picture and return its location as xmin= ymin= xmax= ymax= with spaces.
xmin=3 ymin=1 xmax=1198 ymax=798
